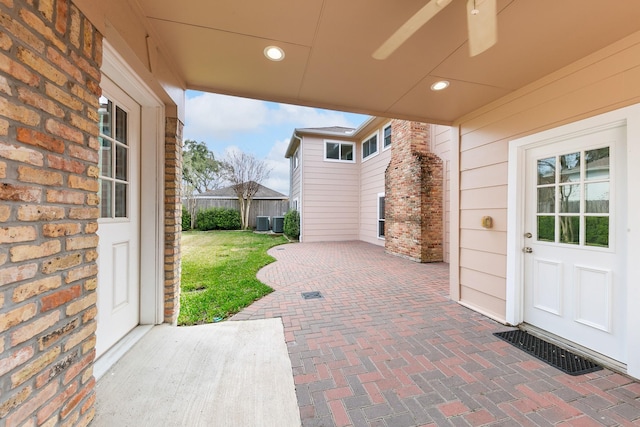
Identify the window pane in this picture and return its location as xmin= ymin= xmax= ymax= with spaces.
xmin=585 ymin=216 xmax=609 ymax=247
xmin=101 ymin=180 xmax=112 ymax=218
xmin=371 ymin=135 xmax=377 ymax=153
xmin=115 ymin=106 xmax=127 ymax=144
xmin=537 ymin=187 xmax=554 ymax=213
xmin=326 ymin=142 xmax=339 ymax=159
xmin=560 ymin=152 xmax=580 ymax=183
xmin=559 ymin=184 xmax=580 ymax=213
xmin=378 ymin=220 xmax=385 ymax=237
xmin=537 ymin=216 xmax=554 ymax=242
xmin=586 ymin=147 xmax=609 ymax=180
xmin=537 ymin=157 xmax=555 ymax=185
xmin=363 ymin=141 xmax=370 ymax=158
xmin=99 ymin=138 xmax=112 ymax=178
xmin=384 ymin=126 xmax=391 ymax=147
xmin=559 ymin=216 xmax=579 ymax=245
xmin=585 ymin=182 xmax=609 ymax=213
xmin=341 ymin=144 xmax=353 ymax=161
xmin=115 ymin=182 xmax=127 ymax=218
xmin=99 ymin=97 xmax=112 ymax=137
xmin=115 ymin=144 xmax=127 ymax=181
xmin=379 ymin=197 xmax=385 ymax=219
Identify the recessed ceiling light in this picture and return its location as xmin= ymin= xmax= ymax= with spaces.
xmin=264 ymin=46 xmax=285 ymax=61
xmin=430 ymin=80 xmax=450 ymax=91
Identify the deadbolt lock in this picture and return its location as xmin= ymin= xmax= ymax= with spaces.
xmin=524 ymin=232 xmax=532 ymax=238
xmin=523 ymin=247 xmax=533 ymax=253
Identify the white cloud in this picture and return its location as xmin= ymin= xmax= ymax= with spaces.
xmin=271 ymin=103 xmax=359 ymax=129
xmin=262 ymin=139 xmax=291 ymax=196
xmin=184 ymin=93 xmax=269 ymax=141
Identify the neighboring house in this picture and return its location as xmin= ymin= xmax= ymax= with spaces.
xmin=187 ymin=182 xmax=289 ymax=229
xmin=2 ymin=1 xmax=640 ymax=425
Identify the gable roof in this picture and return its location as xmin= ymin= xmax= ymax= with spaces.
xmin=195 ymin=182 xmax=288 ymax=199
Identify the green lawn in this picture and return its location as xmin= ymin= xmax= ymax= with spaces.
xmin=178 ymin=230 xmax=288 ymax=325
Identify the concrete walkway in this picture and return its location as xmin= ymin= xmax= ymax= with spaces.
xmin=93 ymin=319 xmax=300 ymax=427
xmin=233 ymin=241 xmax=640 ymax=427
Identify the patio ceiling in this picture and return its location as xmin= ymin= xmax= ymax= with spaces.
xmin=134 ymin=0 xmax=640 ymax=124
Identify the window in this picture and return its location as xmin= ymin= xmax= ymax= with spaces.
xmin=292 ymin=198 xmax=298 ymax=211
xmin=362 ymin=133 xmax=378 ymax=160
xmin=292 ymin=149 xmax=299 ymax=170
xmin=383 ymin=124 xmax=392 ymax=149
xmin=325 ymin=140 xmax=354 ymax=162
xmin=99 ymin=95 xmax=129 ymax=219
xmin=536 ymin=147 xmax=611 ymax=247
xmin=377 ymin=193 xmax=385 ymax=239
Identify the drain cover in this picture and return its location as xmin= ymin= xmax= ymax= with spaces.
xmin=301 ymin=291 xmax=322 ymax=300
xmin=494 ymin=330 xmax=602 ymax=376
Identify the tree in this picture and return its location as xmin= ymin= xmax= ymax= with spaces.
xmin=223 ymin=150 xmax=271 ymax=230
xmin=182 ymin=140 xmax=228 ymax=194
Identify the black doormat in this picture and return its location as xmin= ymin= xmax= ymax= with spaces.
xmin=301 ymin=291 xmax=323 ymax=300
xmin=494 ymin=330 xmax=603 ymax=376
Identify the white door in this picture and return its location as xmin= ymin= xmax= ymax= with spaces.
xmin=96 ymin=76 xmax=141 ymax=357
xmin=523 ymin=124 xmax=627 ymax=363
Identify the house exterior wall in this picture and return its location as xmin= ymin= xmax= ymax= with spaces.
xmin=0 ymin=0 xmax=102 ymax=424
xmin=300 ymin=135 xmax=359 ymax=242
xmin=453 ymin=30 xmax=640 ymax=322
xmin=164 ymin=117 xmax=182 ymax=324
xmin=290 ymin=146 xmax=301 ymax=213
xmin=431 ymin=125 xmax=451 ymax=263
xmin=359 ymin=124 xmax=391 ymax=247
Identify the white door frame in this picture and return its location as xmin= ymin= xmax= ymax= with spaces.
xmin=506 ymin=104 xmax=640 ymax=379
xmin=101 ymin=41 xmax=165 ymax=325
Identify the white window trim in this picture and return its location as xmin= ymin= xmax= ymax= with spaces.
xmin=362 ymin=130 xmax=379 ymax=162
xmin=377 ymin=192 xmax=385 ymax=240
xmin=292 ymin=148 xmax=299 ymax=170
xmin=324 ymin=139 xmax=356 ymax=163
xmin=382 ymin=122 xmax=392 ymax=151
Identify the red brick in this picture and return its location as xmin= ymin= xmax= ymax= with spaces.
xmin=17 ymin=45 xmax=67 ymax=86
xmin=69 ymin=5 xmax=81 ymax=48
xmin=16 ymin=127 xmax=65 ymax=153
xmin=41 ymin=285 xmax=81 ymax=312
xmin=11 ymin=347 xmax=61 ymax=387
xmin=70 ymin=50 xmax=99 ymax=82
xmin=18 ymin=86 xmax=65 ymax=117
xmin=55 ymin=0 xmax=69 ymax=34
xmin=0 ymin=96 xmax=40 ymax=126
xmin=0 ymin=386 xmax=31 ymax=419
xmin=47 ymin=154 xmax=86 ymax=174
xmin=0 ymin=10 xmax=45 ymax=54
xmin=438 ymin=401 xmax=469 ymax=417
xmin=63 ymin=350 xmax=94 ymax=385
xmin=38 ymin=318 xmax=79 ymax=351
xmin=38 ymin=0 xmax=54 ymax=22
xmin=63 ymin=321 xmax=96 ymax=351
xmin=0 ymin=31 xmax=12 ymax=51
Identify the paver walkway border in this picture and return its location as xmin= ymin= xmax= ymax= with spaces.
xmin=233 ymin=241 xmax=640 ymax=427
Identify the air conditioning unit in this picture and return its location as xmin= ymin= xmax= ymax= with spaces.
xmin=256 ymin=216 xmax=270 ymax=231
xmin=272 ymin=216 xmax=284 ymax=233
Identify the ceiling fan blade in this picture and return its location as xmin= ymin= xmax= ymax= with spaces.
xmin=467 ymin=0 xmax=497 ymax=56
xmin=373 ymin=0 xmax=453 ymax=60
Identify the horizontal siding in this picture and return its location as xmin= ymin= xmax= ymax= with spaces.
xmin=431 ymin=125 xmax=451 ymax=262
xmin=455 ymin=30 xmax=640 ymax=319
xmin=359 ymin=143 xmax=389 ymax=246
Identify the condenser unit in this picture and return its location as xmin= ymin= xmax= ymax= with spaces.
xmin=272 ymin=216 xmax=284 ymax=233
xmin=256 ymin=216 xmax=270 ymax=231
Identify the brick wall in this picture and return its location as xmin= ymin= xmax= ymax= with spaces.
xmin=0 ymin=0 xmax=100 ymax=425
xmin=164 ymin=117 xmax=182 ymax=324
xmin=385 ymin=120 xmax=444 ymax=262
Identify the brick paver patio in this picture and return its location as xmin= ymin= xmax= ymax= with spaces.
xmin=232 ymin=241 xmax=640 ymax=426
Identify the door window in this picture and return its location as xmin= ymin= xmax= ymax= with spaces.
xmin=536 ymin=147 xmax=610 ymax=247
xmin=99 ymin=96 xmax=129 ymax=219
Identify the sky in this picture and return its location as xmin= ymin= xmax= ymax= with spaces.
xmin=183 ymin=91 xmax=369 ymax=196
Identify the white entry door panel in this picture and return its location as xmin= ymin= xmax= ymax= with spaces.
xmin=96 ymin=76 xmax=141 ymax=357
xmin=523 ymin=124 xmax=627 ymax=363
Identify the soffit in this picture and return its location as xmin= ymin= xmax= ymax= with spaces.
xmin=134 ymin=0 xmax=640 ymax=124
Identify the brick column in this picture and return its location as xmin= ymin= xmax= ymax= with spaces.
xmin=0 ymin=0 xmax=101 ymax=425
xmin=163 ymin=117 xmax=182 ymax=324
xmin=385 ymin=120 xmax=444 ymax=262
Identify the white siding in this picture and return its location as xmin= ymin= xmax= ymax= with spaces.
xmin=359 ymin=130 xmax=391 ymax=246
xmin=431 ymin=125 xmax=451 ymax=263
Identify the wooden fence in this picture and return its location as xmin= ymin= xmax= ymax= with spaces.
xmin=186 ymin=198 xmax=290 ymax=229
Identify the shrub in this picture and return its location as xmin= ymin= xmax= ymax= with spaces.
xmin=283 ymin=209 xmax=300 ymax=239
xmin=182 ymin=207 xmax=191 ymax=231
xmin=195 ymin=207 xmax=242 ymax=231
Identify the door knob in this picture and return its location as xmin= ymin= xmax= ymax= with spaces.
xmin=524 ymin=232 xmax=532 ymax=238
xmin=523 ymin=247 xmax=533 ymax=253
